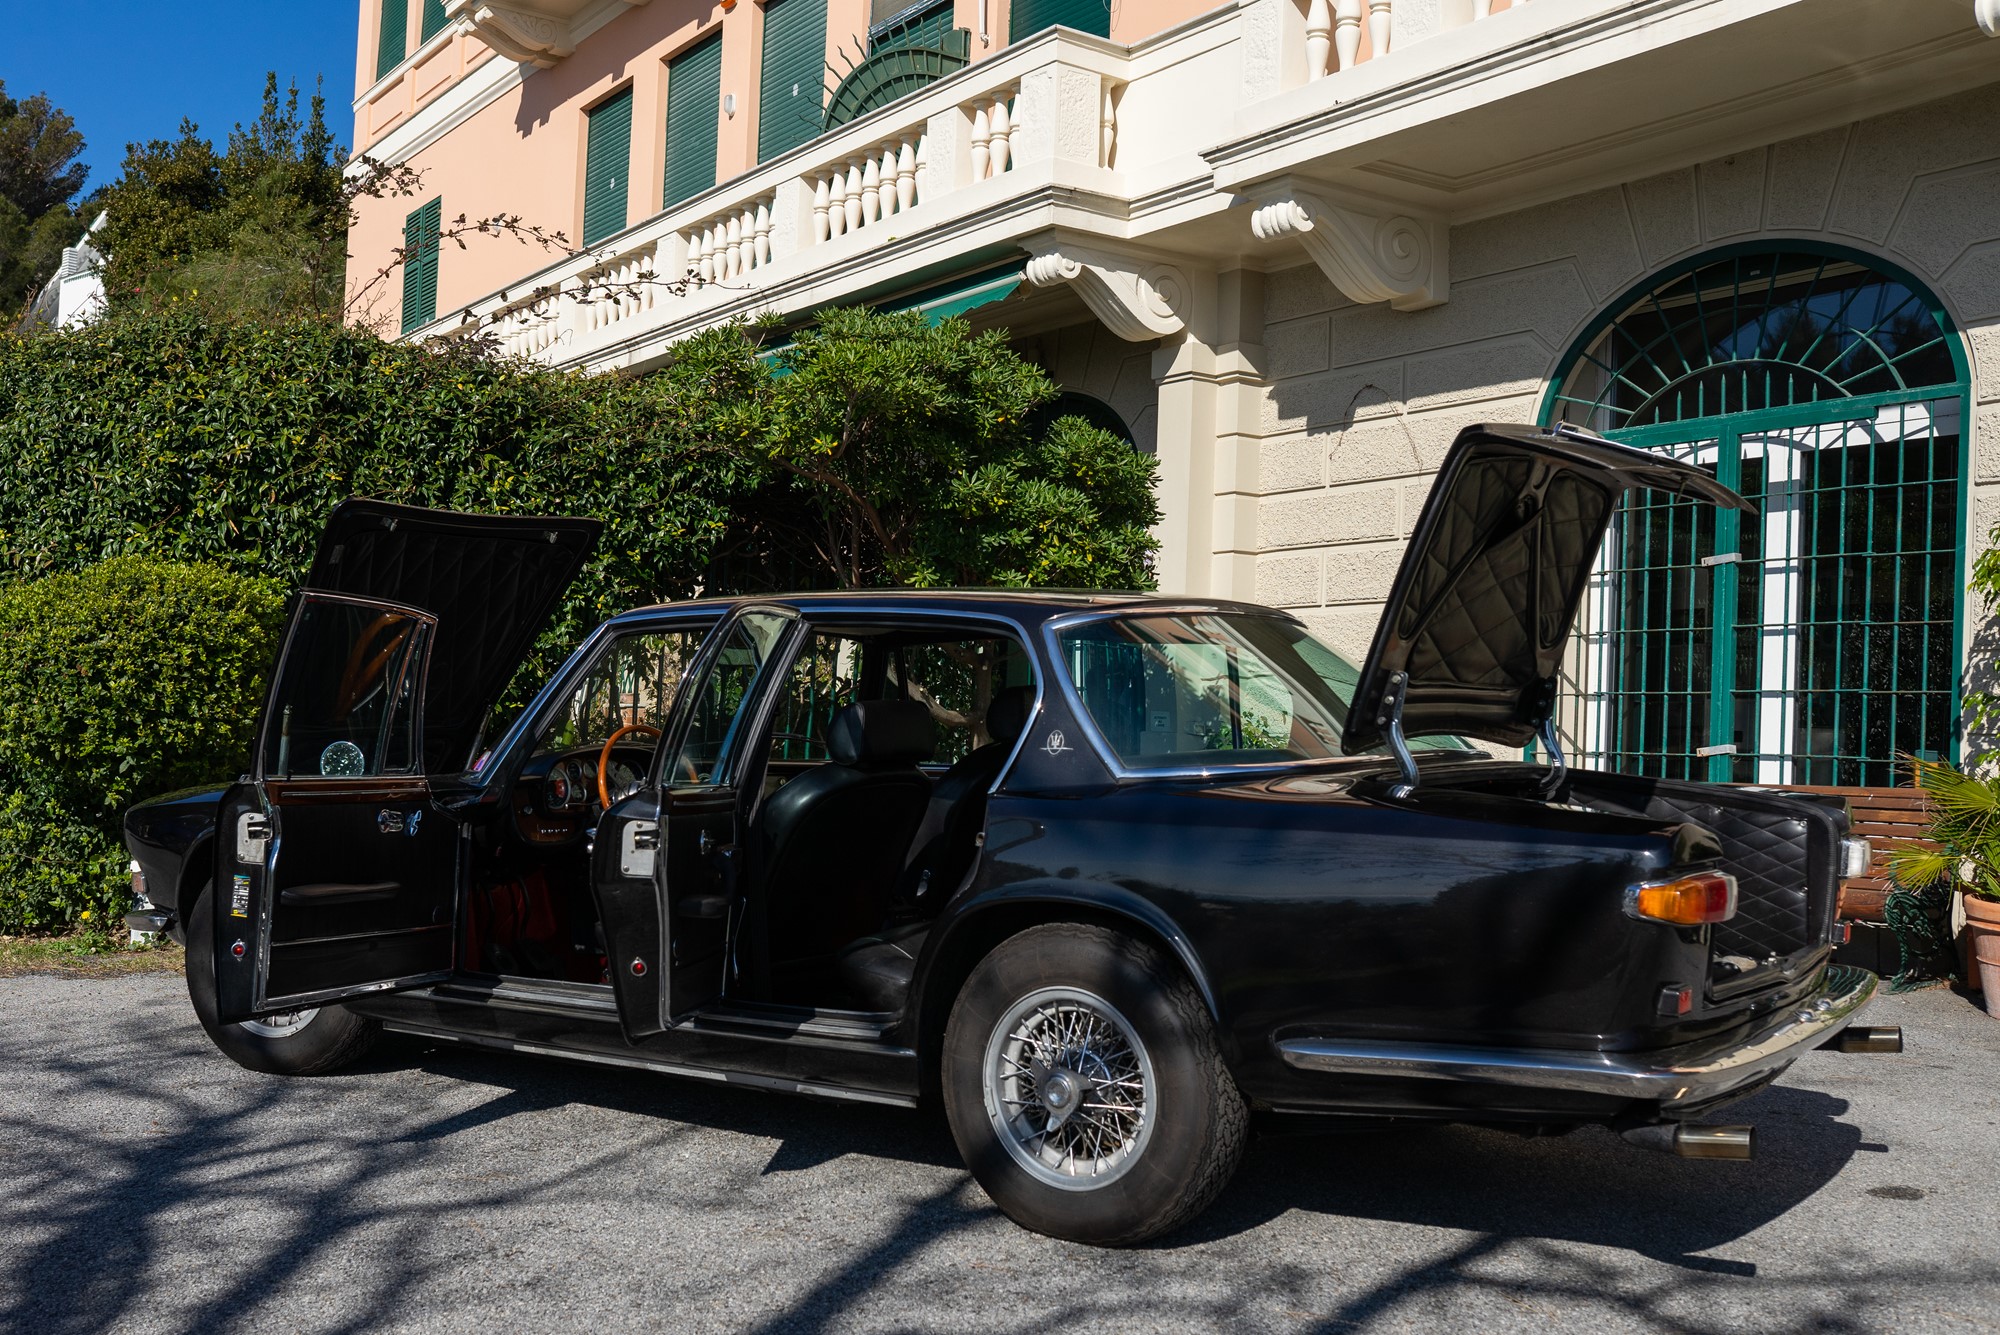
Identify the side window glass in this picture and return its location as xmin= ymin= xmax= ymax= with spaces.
xmin=669 ymin=611 xmax=793 ymax=786
xmin=534 ymin=628 xmax=708 ymax=758
xmin=766 ymin=633 xmax=863 ymax=764
xmin=263 ymin=597 xmax=432 ymax=779
xmin=886 ymin=635 xmax=1034 ymax=765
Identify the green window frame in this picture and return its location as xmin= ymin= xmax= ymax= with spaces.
xmin=582 ymin=86 xmax=634 ymax=246
xmin=664 ymin=34 xmax=723 ymax=208
xmin=1009 ymin=0 xmax=1110 ymax=40
xmin=757 ymin=0 xmax=829 ymax=162
xmin=1542 ymin=241 xmax=1971 ymax=787
xmin=377 ymin=0 xmax=410 ymax=79
xmin=400 ymin=197 xmax=442 ymax=335
xmin=870 ymin=0 xmax=955 ymax=52
xmin=421 ymin=0 xmax=450 ymax=43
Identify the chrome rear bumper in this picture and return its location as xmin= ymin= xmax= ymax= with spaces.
xmin=1275 ymin=964 xmax=1877 ymax=1109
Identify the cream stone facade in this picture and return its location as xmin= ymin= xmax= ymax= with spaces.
xmin=349 ymin=0 xmax=2000 ymax=864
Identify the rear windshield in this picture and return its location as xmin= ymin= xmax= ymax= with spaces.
xmin=1056 ymin=613 xmax=1471 ymax=771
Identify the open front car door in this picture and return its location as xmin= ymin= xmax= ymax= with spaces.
xmin=213 ymin=500 xmax=601 ymax=1021
xmin=593 ymin=605 xmax=802 ymax=1041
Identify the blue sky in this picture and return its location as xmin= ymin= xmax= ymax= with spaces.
xmin=3 ymin=3 xmax=359 ymax=194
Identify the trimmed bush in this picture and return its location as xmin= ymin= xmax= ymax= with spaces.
xmin=0 ymin=557 xmax=286 ymax=932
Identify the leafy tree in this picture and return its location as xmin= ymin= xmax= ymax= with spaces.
xmin=0 ymin=81 xmax=90 ymax=318
xmin=97 ymin=75 xmax=348 ymax=319
xmin=653 ymin=306 xmax=1160 ymax=589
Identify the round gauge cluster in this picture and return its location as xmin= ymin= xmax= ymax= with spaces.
xmin=544 ymin=759 xmax=591 ymax=811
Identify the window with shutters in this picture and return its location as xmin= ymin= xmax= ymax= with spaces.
xmin=663 ymin=35 xmax=723 ymax=209
xmin=420 ymin=0 xmax=449 ymax=43
xmin=401 ymin=198 xmax=442 ymax=335
xmin=869 ymin=0 xmax=954 ymax=53
xmin=757 ymin=0 xmax=829 ymax=162
xmin=377 ymin=0 xmax=410 ymax=79
xmin=582 ymin=87 xmax=634 ymax=246
xmin=1008 ymin=0 xmax=1110 ymax=40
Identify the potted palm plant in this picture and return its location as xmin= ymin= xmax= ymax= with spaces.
xmin=1888 ymin=758 xmax=2000 ymax=1018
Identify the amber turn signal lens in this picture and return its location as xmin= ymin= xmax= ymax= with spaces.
xmin=1626 ymin=872 xmax=1738 ymax=925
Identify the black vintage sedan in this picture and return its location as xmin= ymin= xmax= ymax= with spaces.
xmin=125 ymin=424 xmax=1896 ymax=1244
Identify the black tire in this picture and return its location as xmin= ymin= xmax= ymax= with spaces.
xmin=185 ymin=887 xmax=380 ymax=1076
xmin=941 ymin=923 xmax=1248 ymax=1246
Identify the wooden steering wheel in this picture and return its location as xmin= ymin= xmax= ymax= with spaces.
xmin=597 ymin=723 xmax=662 ymax=808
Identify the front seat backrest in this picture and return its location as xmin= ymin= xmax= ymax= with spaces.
xmin=895 ymin=684 xmax=1034 ymax=912
xmin=757 ymin=698 xmax=937 ymax=966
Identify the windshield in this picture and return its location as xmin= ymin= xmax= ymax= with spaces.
xmin=1057 ymin=612 xmax=1472 ymax=771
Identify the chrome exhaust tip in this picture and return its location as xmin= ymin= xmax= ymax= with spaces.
xmin=1620 ymin=1123 xmax=1756 ymax=1160
xmin=1821 ymin=1025 xmax=1903 ymax=1054
xmin=1674 ymin=1124 xmax=1755 ymax=1160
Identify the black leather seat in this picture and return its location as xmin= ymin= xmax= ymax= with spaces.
xmin=756 ymin=698 xmax=936 ymax=968
xmin=835 ymin=686 xmax=1034 ymax=1012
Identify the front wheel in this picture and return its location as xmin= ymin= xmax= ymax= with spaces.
xmin=185 ymin=887 xmax=380 ymax=1076
xmin=941 ymin=923 xmax=1248 ymax=1245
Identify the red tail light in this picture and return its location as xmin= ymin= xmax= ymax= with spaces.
xmin=1625 ymin=871 xmax=1738 ymax=926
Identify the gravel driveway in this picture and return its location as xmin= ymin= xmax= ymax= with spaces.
xmin=1 ymin=974 xmax=1996 ymax=1335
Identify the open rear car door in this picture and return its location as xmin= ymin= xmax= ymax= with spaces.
xmin=213 ymin=501 xmax=600 ymax=1022
xmin=592 ymin=604 xmax=802 ymax=1041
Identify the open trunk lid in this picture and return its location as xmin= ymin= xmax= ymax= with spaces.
xmin=300 ymin=499 xmax=601 ymax=772
xmin=1342 ymin=423 xmax=1750 ymax=756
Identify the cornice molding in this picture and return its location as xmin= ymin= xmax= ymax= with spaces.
xmin=1249 ymin=185 xmax=1445 ymax=311
xmin=1021 ymin=239 xmax=1192 ymax=341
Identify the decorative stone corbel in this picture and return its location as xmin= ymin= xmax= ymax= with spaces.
xmin=1023 ymin=241 xmax=1192 ymax=341
xmin=1249 ymin=187 xmax=1447 ymax=312
xmin=1978 ymin=0 xmax=2000 ymax=38
xmin=446 ymin=0 xmax=653 ymax=69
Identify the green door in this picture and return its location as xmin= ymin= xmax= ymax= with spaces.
xmin=664 ymin=35 xmax=723 ymax=208
xmin=582 ymin=87 xmax=634 ymax=245
xmin=1548 ymin=244 xmax=1970 ymax=786
xmin=758 ymin=0 xmax=828 ymax=162
xmin=1009 ymin=0 xmax=1110 ymax=39
xmin=421 ymin=0 xmax=449 ymax=42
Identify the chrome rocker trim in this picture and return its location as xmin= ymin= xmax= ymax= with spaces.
xmin=1275 ymin=964 xmax=1877 ymax=1108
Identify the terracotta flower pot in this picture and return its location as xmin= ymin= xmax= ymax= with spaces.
xmin=1964 ymin=891 xmax=2000 ymax=1019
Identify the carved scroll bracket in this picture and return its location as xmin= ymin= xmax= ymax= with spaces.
xmin=1022 ymin=239 xmax=1194 ymax=342
xmin=446 ymin=0 xmax=652 ymax=69
xmin=1249 ymin=186 xmax=1446 ymax=312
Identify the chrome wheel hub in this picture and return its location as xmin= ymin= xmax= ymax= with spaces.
xmin=982 ymin=988 xmax=1155 ymax=1191
xmin=238 ymin=1008 xmax=319 ymax=1039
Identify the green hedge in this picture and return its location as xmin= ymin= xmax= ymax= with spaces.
xmin=0 ymin=557 xmax=288 ymax=934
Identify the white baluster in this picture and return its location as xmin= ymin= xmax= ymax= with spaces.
xmin=915 ymin=134 xmax=928 ymax=204
xmin=1368 ymin=0 xmax=1391 ymax=57
xmin=861 ymin=153 xmax=882 ymax=225
xmin=724 ymin=215 xmax=741 ymax=279
xmin=1473 ymin=0 xmax=1492 ymax=14
xmin=754 ymin=201 xmax=771 ymax=269
xmin=827 ymin=172 xmax=847 ymax=237
xmin=738 ymin=209 xmax=753 ymax=272
xmin=878 ymin=147 xmax=898 ymax=217
xmin=1306 ymin=0 xmax=1332 ymax=79
xmin=1334 ymin=0 xmax=1362 ymax=71
xmin=896 ymin=140 xmax=917 ymax=212
xmin=970 ymin=104 xmax=991 ymax=181
xmin=1101 ymin=85 xmax=1116 ymax=167
xmin=812 ymin=177 xmax=831 ymax=243
xmin=844 ymin=159 xmax=864 ymax=232
xmin=989 ymin=98 xmax=1011 ymax=175
xmin=699 ymin=227 xmax=716 ymax=283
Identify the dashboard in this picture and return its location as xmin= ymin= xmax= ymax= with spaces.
xmin=511 ymin=748 xmax=649 ymax=845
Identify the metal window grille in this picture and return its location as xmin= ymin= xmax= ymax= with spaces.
xmin=1548 ymin=245 xmax=1970 ymax=786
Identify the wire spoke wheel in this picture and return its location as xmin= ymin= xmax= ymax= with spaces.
xmin=982 ymin=987 xmax=1156 ymax=1191
xmin=239 ymin=1008 xmax=320 ymax=1039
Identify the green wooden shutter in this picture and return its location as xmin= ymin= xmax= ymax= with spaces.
xmin=757 ymin=0 xmax=828 ymax=161
xmin=582 ymin=87 xmax=634 ymax=245
xmin=420 ymin=0 xmax=449 ymax=42
xmin=401 ymin=197 xmax=442 ymax=334
xmin=377 ymin=0 xmax=409 ymax=78
xmin=663 ymin=35 xmax=723 ymax=208
xmin=1008 ymin=0 xmax=1109 ymax=40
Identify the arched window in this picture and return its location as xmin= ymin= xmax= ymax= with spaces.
xmin=1029 ymin=391 xmax=1137 ymax=448
xmin=1543 ymin=243 xmax=1970 ymax=787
